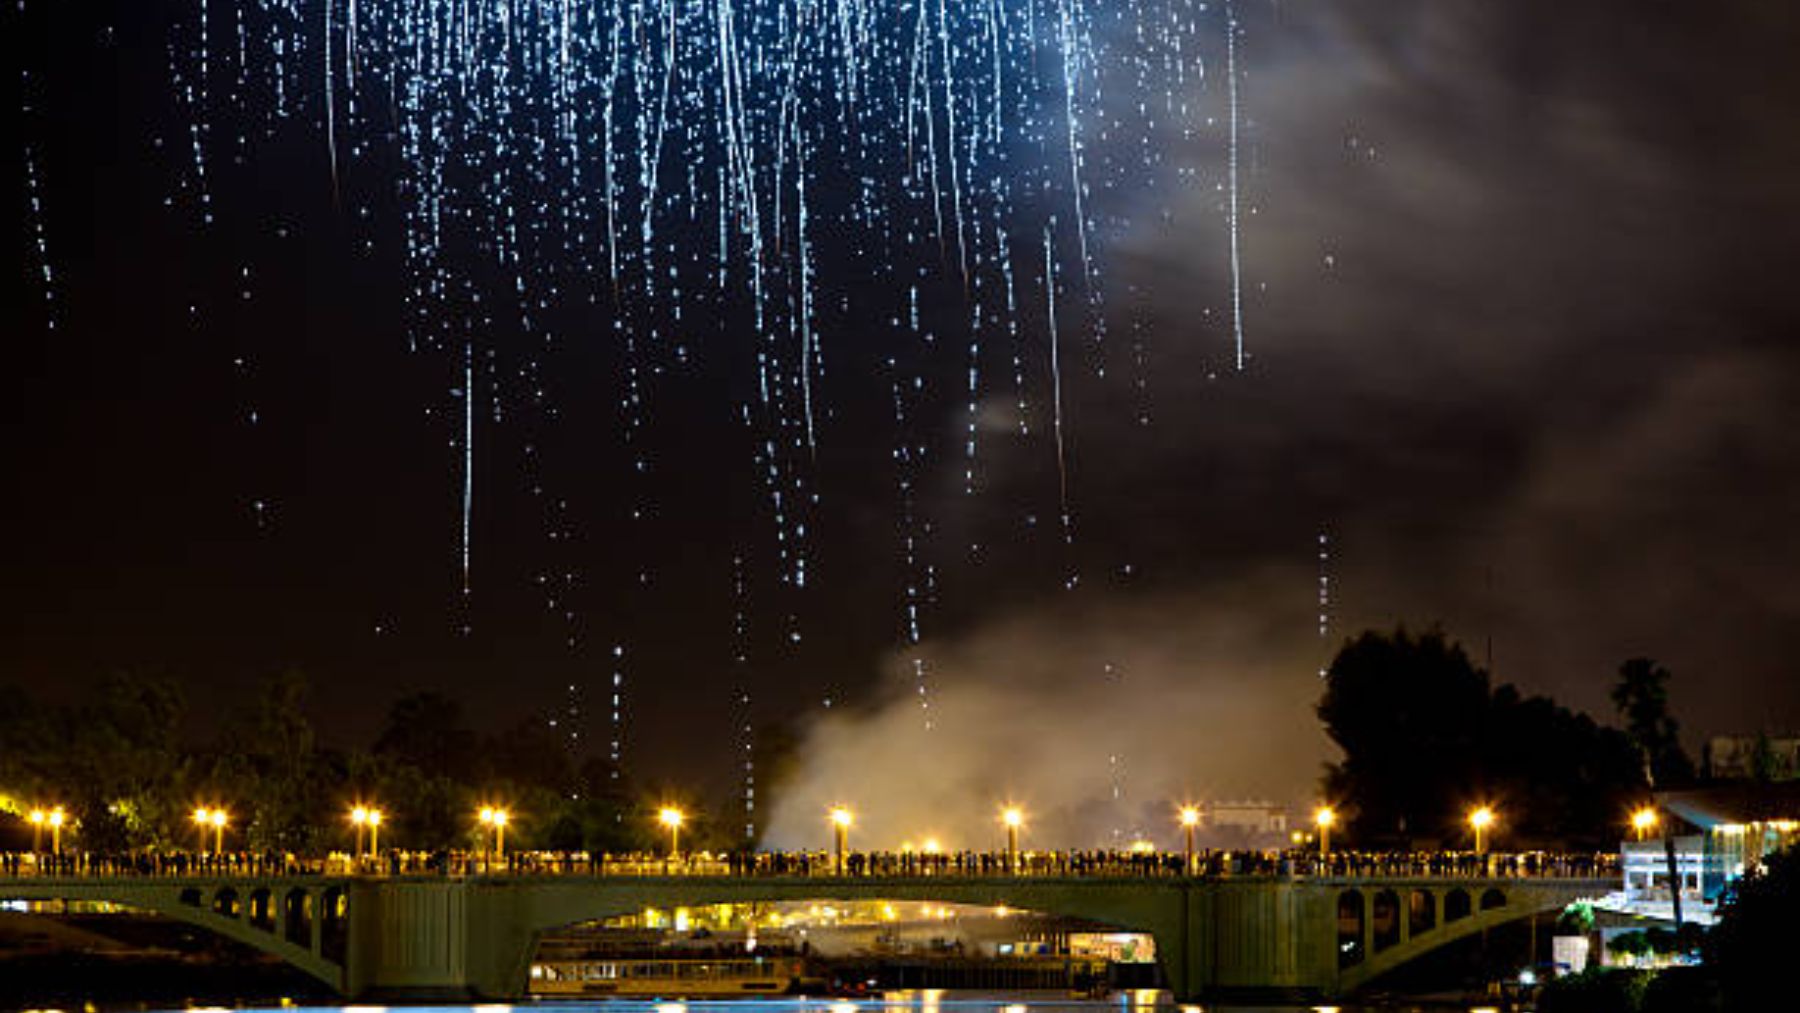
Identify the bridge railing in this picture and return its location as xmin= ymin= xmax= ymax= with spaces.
xmin=0 ymin=848 xmax=1618 ymax=883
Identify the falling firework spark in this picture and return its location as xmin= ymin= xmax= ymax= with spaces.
xmin=26 ymin=0 xmax=1259 ymax=736
xmin=1225 ymin=0 xmax=1248 ymax=371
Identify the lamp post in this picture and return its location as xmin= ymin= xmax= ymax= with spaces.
xmin=658 ymin=807 xmax=685 ymax=859
xmin=48 ymin=807 xmax=65 ymax=856
xmin=1631 ymin=807 xmax=1658 ymax=842
xmin=368 ymin=809 xmax=383 ymax=855
xmin=1314 ymin=806 xmax=1336 ymax=858
xmin=28 ymin=809 xmax=45 ymax=853
xmin=351 ymin=806 xmax=370 ymax=856
xmin=210 ymin=809 xmax=228 ymax=854
xmin=478 ymin=807 xmax=509 ymax=862
xmin=192 ymin=807 xmax=227 ymax=854
xmin=1001 ymin=807 xmax=1024 ymax=873
xmin=1178 ymin=807 xmax=1201 ymax=874
xmin=829 ymin=807 xmax=854 ymax=874
xmin=1469 ymin=806 xmax=1495 ymax=855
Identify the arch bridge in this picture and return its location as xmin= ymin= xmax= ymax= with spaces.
xmin=1 ymin=873 xmax=1608 ymax=1002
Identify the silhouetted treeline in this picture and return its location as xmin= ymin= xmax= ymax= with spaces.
xmin=1317 ymin=627 xmax=1692 ymax=850
xmin=0 ymin=671 xmax=741 ymax=855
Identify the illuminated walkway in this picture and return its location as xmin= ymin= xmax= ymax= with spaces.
xmin=0 ymin=846 xmax=1616 ymax=881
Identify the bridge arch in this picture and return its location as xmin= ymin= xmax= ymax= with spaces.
xmin=1335 ymin=890 xmax=1364 ymax=968
xmin=464 ymin=878 xmax=1192 ymax=1001
xmin=284 ymin=887 xmax=313 ymax=946
xmin=1370 ymin=889 xmax=1401 ymax=952
xmin=1338 ymin=881 xmax=1599 ymax=995
xmin=248 ymin=887 xmax=276 ymax=931
xmin=0 ymin=878 xmax=347 ymax=993
xmin=1406 ymin=888 xmax=1435 ymax=936
xmin=212 ymin=886 xmax=241 ymax=918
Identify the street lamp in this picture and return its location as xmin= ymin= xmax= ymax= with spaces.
xmin=479 ymin=806 xmax=510 ymax=861
xmin=27 ymin=809 xmax=45 ymax=853
xmin=1001 ymin=807 xmax=1024 ymax=873
xmin=1178 ymin=806 xmax=1201 ymax=873
xmin=192 ymin=807 xmax=227 ymax=854
xmin=1469 ymin=806 xmax=1496 ymax=855
xmin=1314 ymin=806 xmax=1337 ymax=857
xmin=351 ymin=806 xmax=370 ymax=856
xmin=351 ymin=805 xmax=387 ymax=857
xmin=209 ymin=808 xmax=228 ymax=854
xmin=828 ymin=806 xmax=854 ymax=874
xmin=1631 ymin=807 xmax=1658 ymax=842
xmin=658 ymin=807 xmax=686 ymax=858
xmin=48 ymin=807 xmax=65 ymax=856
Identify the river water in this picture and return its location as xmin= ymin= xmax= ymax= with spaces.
xmin=129 ymin=996 xmax=1512 ymax=1013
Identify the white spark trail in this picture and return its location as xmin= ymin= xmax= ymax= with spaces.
xmin=1225 ymin=0 xmax=1247 ymax=370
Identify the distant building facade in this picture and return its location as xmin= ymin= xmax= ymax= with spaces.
xmin=1201 ymin=800 xmax=1289 ymax=836
xmin=1703 ymin=733 xmax=1800 ymax=781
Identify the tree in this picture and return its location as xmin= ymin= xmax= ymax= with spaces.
xmin=1748 ymin=732 xmax=1792 ymax=782
xmin=1319 ymin=627 xmax=1648 ymax=848
xmin=373 ymin=691 xmax=479 ymax=782
xmin=1317 ymin=628 xmax=1491 ymax=842
xmin=64 ymin=671 xmax=188 ymax=850
xmin=230 ymin=670 xmax=333 ymax=853
xmin=484 ymin=716 xmax=576 ymax=795
xmin=1611 ymin=658 xmax=1694 ymax=787
xmin=1704 ymin=844 xmax=1800 ymax=1012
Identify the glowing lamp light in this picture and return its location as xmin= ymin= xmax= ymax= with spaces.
xmin=1631 ymin=808 xmax=1658 ymax=835
xmin=1178 ymin=806 xmax=1201 ymax=828
xmin=829 ymin=806 xmax=854 ymax=829
xmin=1001 ymin=807 xmax=1024 ymax=829
xmin=1314 ymin=806 xmax=1337 ymax=829
xmin=1469 ymin=806 xmax=1496 ymax=855
xmin=658 ymin=807 xmax=686 ymax=829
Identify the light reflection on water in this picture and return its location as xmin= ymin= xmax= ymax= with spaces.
xmin=132 ymin=997 xmax=1509 ymax=1013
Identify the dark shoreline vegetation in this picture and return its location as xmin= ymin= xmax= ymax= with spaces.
xmin=0 ymin=671 xmax=690 ymax=858
xmin=1 ymin=628 xmax=1693 ymax=856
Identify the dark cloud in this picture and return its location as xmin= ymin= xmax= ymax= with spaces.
xmin=1118 ymin=0 xmax=1800 ymax=728
xmin=780 ymin=1 xmax=1800 ymax=830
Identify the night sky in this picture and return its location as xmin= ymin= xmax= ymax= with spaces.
xmin=8 ymin=1 xmax=1799 ymax=828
